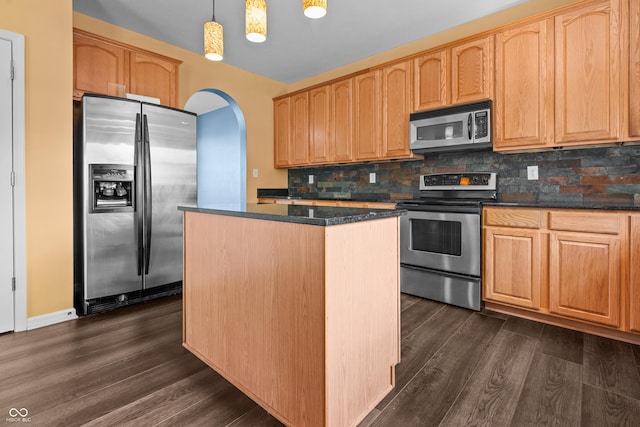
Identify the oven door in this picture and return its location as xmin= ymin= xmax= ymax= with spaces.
xmin=400 ymin=209 xmax=481 ymax=277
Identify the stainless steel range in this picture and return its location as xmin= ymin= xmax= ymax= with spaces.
xmin=396 ymin=173 xmax=497 ymax=311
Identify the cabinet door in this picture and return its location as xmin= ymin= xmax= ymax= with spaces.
xmin=413 ymin=49 xmax=449 ymax=111
xmin=494 ymin=19 xmax=554 ymax=150
xmin=274 ymin=97 xmax=291 ymax=168
xmin=484 ymin=227 xmax=543 ymax=310
xmin=331 ymin=79 xmax=353 ymax=163
xmin=554 ymin=0 xmax=622 ymax=144
xmin=629 ymin=0 xmax=640 ymax=139
xmin=381 ymin=61 xmax=412 ymax=159
xmin=290 ymin=92 xmax=310 ymax=165
xmin=549 ymin=231 xmax=621 ymax=327
xmin=308 ymin=86 xmax=331 ymax=164
xmin=353 ymin=71 xmax=381 ymax=160
xmin=129 ymin=51 xmax=179 ymax=108
xmin=73 ymin=32 xmax=128 ymax=99
xmin=451 ymin=36 xmax=494 ymax=105
xmin=630 ymin=215 xmax=640 ymax=332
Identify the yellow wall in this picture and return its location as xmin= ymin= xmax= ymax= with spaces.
xmin=1 ymin=0 xmax=74 ymax=318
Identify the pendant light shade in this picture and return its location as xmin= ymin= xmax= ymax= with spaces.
xmin=303 ymin=0 xmax=327 ymax=19
xmin=204 ymin=0 xmax=223 ymax=61
xmin=246 ymin=0 xmax=267 ymax=43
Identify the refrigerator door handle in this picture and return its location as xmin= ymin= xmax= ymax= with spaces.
xmin=143 ymin=114 xmax=152 ymax=277
xmin=135 ymin=113 xmax=144 ymax=276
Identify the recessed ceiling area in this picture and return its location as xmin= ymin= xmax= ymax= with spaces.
xmin=72 ymin=0 xmax=527 ymax=84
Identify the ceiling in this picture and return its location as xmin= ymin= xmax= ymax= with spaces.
xmin=72 ymin=0 xmax=527 ymax=84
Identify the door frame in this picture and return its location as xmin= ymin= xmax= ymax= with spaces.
xmin=0 ymin=29 xmax=26 ymax=332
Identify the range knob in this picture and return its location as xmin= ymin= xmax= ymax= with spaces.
xmin=472 ymin=176 xmax=479 ymax=184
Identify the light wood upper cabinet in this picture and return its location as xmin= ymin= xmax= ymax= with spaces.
xmin=73 ymin=31 xmax=128 ymax=100
xmin=413 ymin=35 xmax=492 ymax=112
xmin=353 ymin=70 xmax=382 ymax=161
xmin=128 ymin=51 xmax=179 ymax=108
xmin=494 ymin=19 xmax=554 ymax=150
xmin=273 ymin=97 xmax=291 ymax=168
xmin=548 ymin=211 xmax=623 ymax=327
xmin=330 ymin=79 xmax=353 ymax=163
xmin=308 ymin=85 xmax=331 ymax=164
xmin=382 ymin=61 xmax=413 ymax=158
xmin=630 ymin=215 xmax=640 ymax=333
xmin=450 ymin=36 xmax=494 ymax=105
xmin=291 ymin=92 xmax=310 ymax=165
xmin=73 ymin=29 xmax=181 ymax=108
xmin=413 ymin=49 xmax=449 ymax=111
xmin=554 ymin=0 xmax=622 ymax=144
xmin=629 ymin=0 xmax=640 ymax=139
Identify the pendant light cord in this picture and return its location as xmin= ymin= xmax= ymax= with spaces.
xmin=212 ymin=0 xmax=216 ymax=22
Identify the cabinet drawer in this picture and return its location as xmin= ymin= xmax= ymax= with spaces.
xmin=548 ymin=211 xmax=622 ymax=235
xmin=484 ymin=208 xmax=543 ymax=229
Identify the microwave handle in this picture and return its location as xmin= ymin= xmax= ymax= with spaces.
xmin=467 ymin=113 xmax=473 ymax=140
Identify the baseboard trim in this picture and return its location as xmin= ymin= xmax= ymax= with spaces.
xmin=27 ymin=308 xmax=78 ymax=330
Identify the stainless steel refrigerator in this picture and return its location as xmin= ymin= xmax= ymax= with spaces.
xmin=73 ymin=94 xmax=197 ymax=315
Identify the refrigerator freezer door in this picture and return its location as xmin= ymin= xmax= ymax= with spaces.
xmin=83 ymin=96 xmax=142 ymax=299
xmin=142 ymin=103 xmax=197 ymax=289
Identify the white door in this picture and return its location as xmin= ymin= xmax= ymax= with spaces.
xmin=0 ymin=38 xmax=15 ymax=333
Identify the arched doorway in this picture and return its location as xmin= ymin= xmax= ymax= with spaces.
xmin=185 ymin=89 xmax=246 ymax=209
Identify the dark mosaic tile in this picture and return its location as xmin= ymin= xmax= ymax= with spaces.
xmin=287 ymin=146 xmax=640 ymax=203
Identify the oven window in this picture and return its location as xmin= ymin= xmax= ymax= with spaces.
xmin=410 ymin=218 xmax=462 ymax=256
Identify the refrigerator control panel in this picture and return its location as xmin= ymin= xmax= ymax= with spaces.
xmin=89 ymin=164 xmax=135 ymax=213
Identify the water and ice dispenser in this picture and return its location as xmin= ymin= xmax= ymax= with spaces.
xmin=89 ymin=164 xmax=134 ymax=213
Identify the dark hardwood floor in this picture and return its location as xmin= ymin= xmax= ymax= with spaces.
xmin=1 ymin=294 xmax=639 ymax=426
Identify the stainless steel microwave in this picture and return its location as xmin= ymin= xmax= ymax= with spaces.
xmin=410 ymin=100 xmax=492 ymax=153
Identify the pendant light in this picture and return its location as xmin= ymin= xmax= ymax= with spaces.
xmin=246 ymin=0 xmax=267 ymax=43
xmin=204 ymin=0 xmax=223 ymax=61
xmin=303 ymin=0 xmax=327 ymax=19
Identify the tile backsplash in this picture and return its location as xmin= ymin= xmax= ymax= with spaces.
xmin=289 ymin=145 xmax=640 ymax=206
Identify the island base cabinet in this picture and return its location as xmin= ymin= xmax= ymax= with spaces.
xmin=182 ymin=212 xmax=400 ymax=427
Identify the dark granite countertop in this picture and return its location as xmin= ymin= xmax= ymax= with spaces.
xmin=179 ymin=203 xmax=405 ymax=226
xmin=483 ymin=201 xmax=640 ymax=211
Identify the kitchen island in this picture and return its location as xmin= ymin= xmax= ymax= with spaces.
xmin=179 ymin=204 xmax=403 ymax=427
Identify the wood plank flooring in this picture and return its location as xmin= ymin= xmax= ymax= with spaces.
xmin=1 ymin=295 xmax=639 ymax=426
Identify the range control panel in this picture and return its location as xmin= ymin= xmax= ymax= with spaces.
xmin=420 ymin=173 xmax=497 ymax=191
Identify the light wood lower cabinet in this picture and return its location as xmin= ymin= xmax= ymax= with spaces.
xmin=630 ymin=215 xmax=640 ymax=332
xmin=549 ymin=230 xmax=621 ymax=327
xmin=484 ymin=207 xmax=636 ymax=340
xmin=484 ymin=227 xmax=544 ymax=310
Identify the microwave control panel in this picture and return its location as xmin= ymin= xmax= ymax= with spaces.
xmin=475 ymin=111 xmax=489 ymax=139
